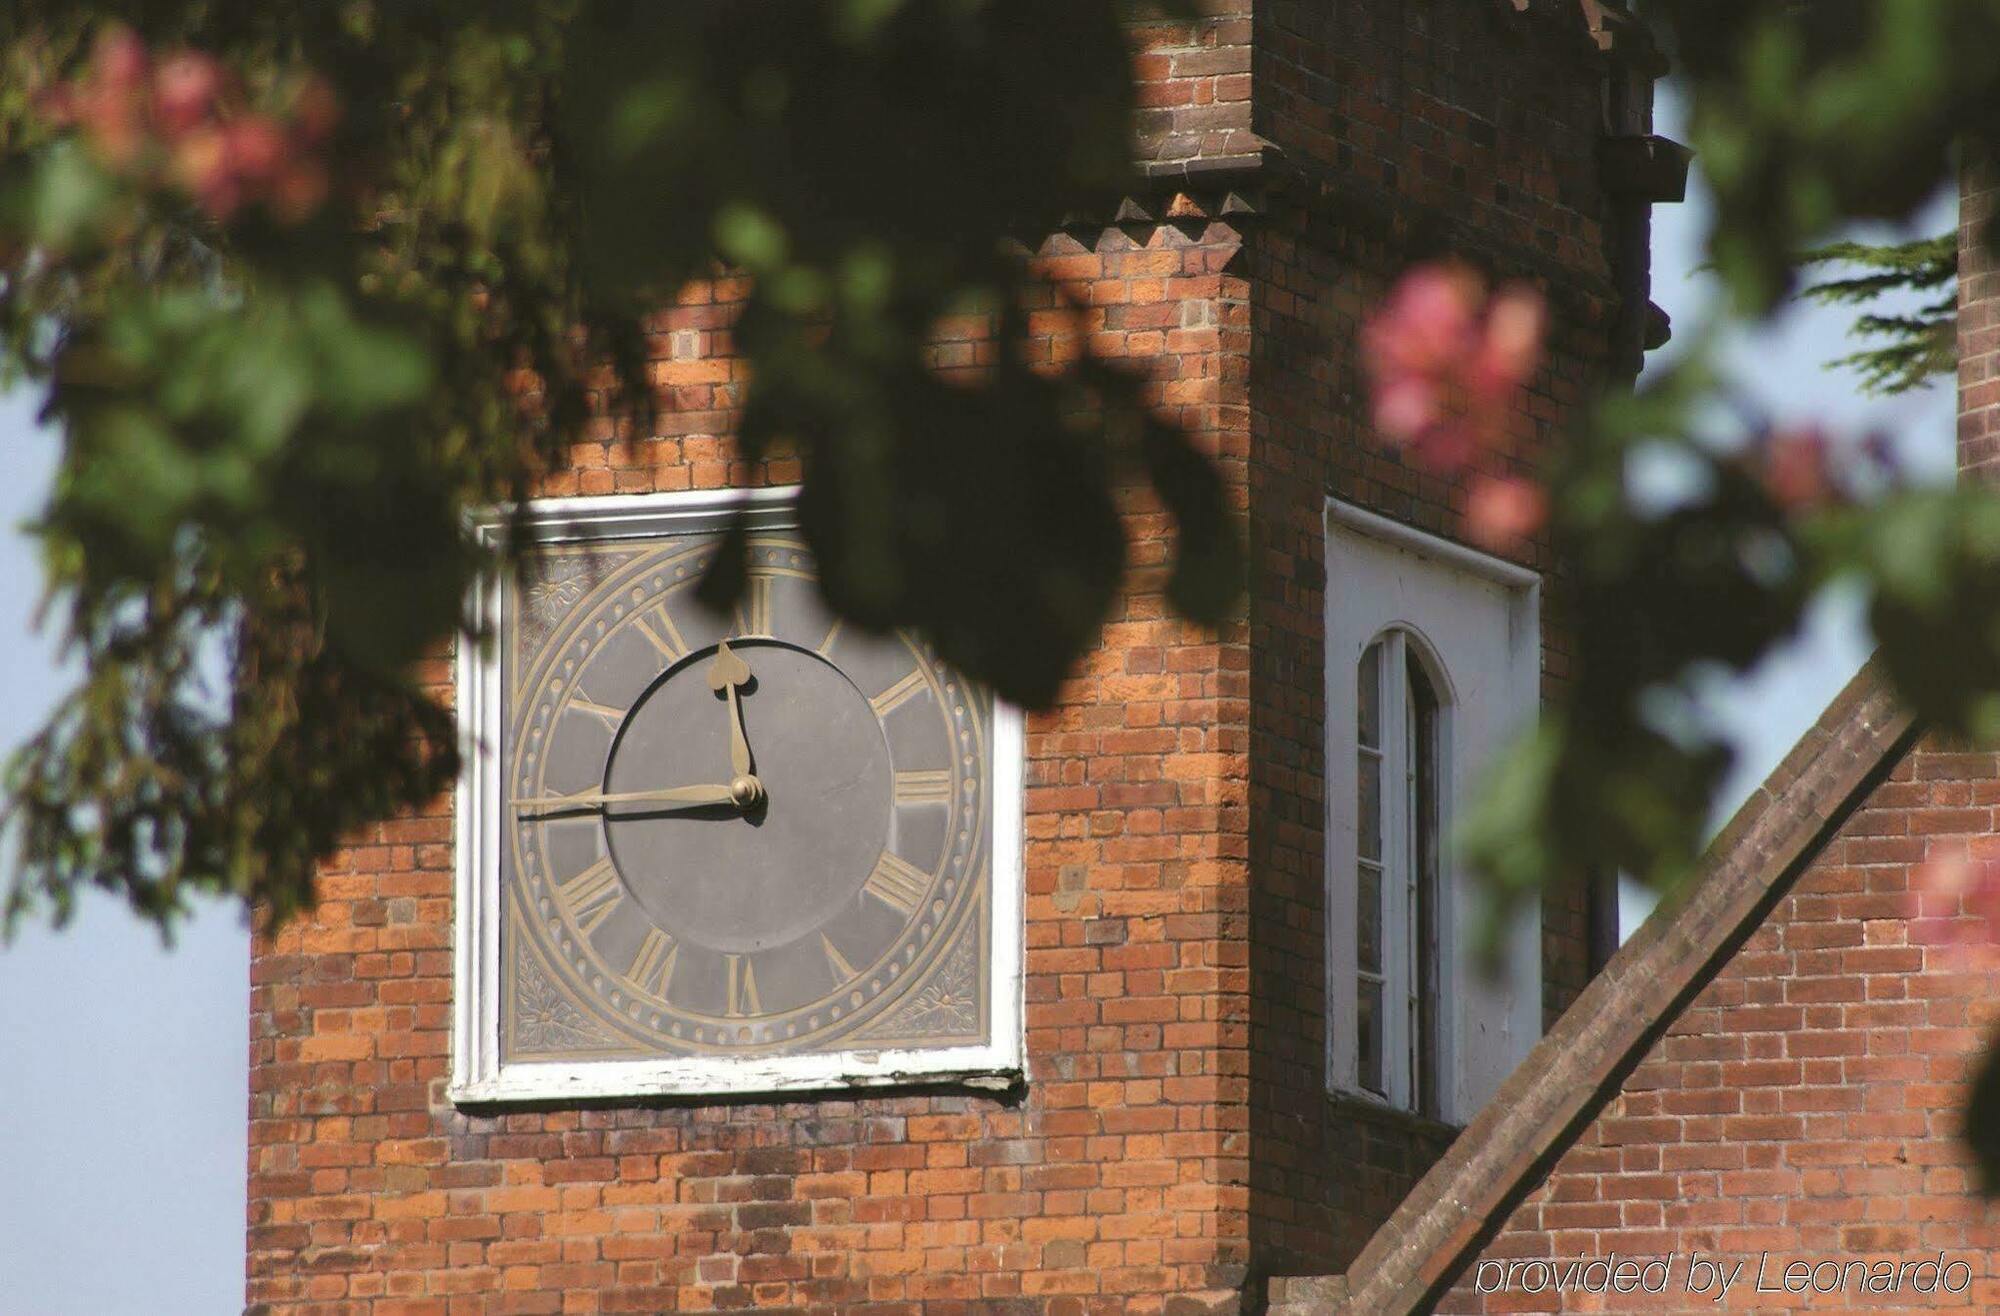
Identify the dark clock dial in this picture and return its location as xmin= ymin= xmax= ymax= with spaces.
xmin=502 ymin=531 xmax=990 ymax=1058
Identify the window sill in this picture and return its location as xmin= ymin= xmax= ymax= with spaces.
xmin=1325 ymin=1088 xmax=1463 ymax=1143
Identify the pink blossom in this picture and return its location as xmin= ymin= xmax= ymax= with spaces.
xmin=1465 ymin=475 xmax=1547 ymax=553
xmin=172 ymin=126 xmax=238 ymax=218
xmin=77 ymin=88 xmax=146 ymax=167
xmin=1409 ymin=421 xmax=1479 ymax=475
xmin=223 ymin=115 xmax=287 ymax=184
xmin=1362 ymin=262 xmax=1547 ymax=477
xmin=93 ymin=27 xmax=150 ymax=95
xmin=34 ymin=31 xmax=337 ymax=228
xmin=1467 ymin=286 xmax=1546 ymax=402
xmin=1362 ymin=265 xmax=1480 ymax=379
xmin=1371 ymin=374 xmax=1439 ymax=442
xmin=1910 ymin=843 xmax=2000 ymax=947
xmin=152 ymin=52 xmax=225 ymax=136
xmin=1761 ymin=425 xmax=1836 ymax=511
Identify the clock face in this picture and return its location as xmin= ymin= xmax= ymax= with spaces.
xmin=498 ymin=528 xmax=994 ymax=1062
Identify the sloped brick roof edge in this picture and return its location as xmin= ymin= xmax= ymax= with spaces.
xmin=1312 ymin=658 xmax=1917 ymax=1315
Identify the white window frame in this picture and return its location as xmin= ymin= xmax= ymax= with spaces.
xmin=1351 ymin=628 xmax=1447 ymax=1112
xmin=1324 ymin=500 xmax=1541 ymax=1123
xmin=450 ymin=486 xmax=1026 ymax=1104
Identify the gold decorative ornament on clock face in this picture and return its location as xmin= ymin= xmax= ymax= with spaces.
xmin=452 ymin=489 xmax=1023 ymax=1102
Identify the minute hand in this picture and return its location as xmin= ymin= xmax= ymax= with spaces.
xmin=512 ymin=784 xmax=739 ymax=815
xmin=709 ymin=640 xmax=755 ymax=777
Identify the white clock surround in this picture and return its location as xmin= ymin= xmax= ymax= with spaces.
xmin=450 ymin=486 xmax=1026 ymax=1104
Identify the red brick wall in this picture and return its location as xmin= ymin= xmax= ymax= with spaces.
xmin=1435 ymin=739 xmax=2000 ymax=1313
xmin=1242 ymin=0 xmax=1629 ymax=1278
xmin=246 ymin=5 xmax=1645 ymax=1308
xmin=1131 ymin=1 xmax=1257 ymax=170
xmin=245 ymin=222 xmax=1257 ymax=1315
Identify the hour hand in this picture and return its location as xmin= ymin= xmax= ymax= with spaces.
xmin=512 ymin=783 xmax=740 ymax=816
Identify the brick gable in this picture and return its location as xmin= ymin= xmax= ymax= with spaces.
xmin=1426 ymin=731 xmax=2000 ymax=1314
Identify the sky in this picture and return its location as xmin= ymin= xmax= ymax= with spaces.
xmin=0 ymin=83 xmax=1961 ymax=1316
xmin=0 ymin=387 xmax=249 ymax=1316
xmin=1619 ymin=84 xmax=1957 ymax=929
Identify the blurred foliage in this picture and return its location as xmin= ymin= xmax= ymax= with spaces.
xmin=11 ymin=0 xmax=2000 ymax=1185
xmin=1461 ymin=353 xmax=1815 ymax=912
xmin=1800 ymin=234 xmax=1957 ymax=395
xmin=1457 ymin=0 xmax=2000 ymax=1187
xmin=1458 ymin=1 xmax=1999 ymax=920
xmin=0 ymin=2 xmax=1238 ymax=934
xmin=1654 ymin=0 xmax=1990 ymax=310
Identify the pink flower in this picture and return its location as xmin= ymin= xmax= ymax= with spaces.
xmin=1409 ymin=420 xmax=1480 ymax=474
xmin=1465 ymin=475 xmax=1547 ymax=553
xmin=172 ymin=126 xmax=238 ymax=218
xmin=1371 ymin=374 xmax=1439 ymax=442
xmin=152 ymin=52 xmax=225 ymax=137
xmin=1467 ymin=286 xmax=1546 ymax=402
xmin=223 ymin=115 xmax=287 ymax=185
xmin=1910 ymin=843 xmax=2000 ymax=948
xmin=33 ymin=31 xmax=337 ymax=228
xmin=1761 ymin=425 xmax=1836 ymax=511
xmin=1362 ymin=262 xmax=1547 ymax=477
xmin=72 ymin=27 xmax=151 ymax=166
xmin=1363 ymin=265 xmax=1480 ymax=379
xmin=93 ymin=27 xmax=150 ymax=96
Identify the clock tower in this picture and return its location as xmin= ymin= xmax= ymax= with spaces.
xmin=246 ymin=3 xmax=1671 ymax=1311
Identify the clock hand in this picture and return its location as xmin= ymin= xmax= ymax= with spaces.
xmin=512 ymin=783 xmax=743 ymax=815
xmin=708 ymin=640 xmax=756 ymax=780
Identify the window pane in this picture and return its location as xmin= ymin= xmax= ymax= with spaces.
xmin=1357 ymin=751 xmax=1381 ymax=860
xmin=1408 ymin=650 xmax=1442 ymax=1117
xmin=1357 ymin=863 xmax=1381 ymax=974
xmin=1357 ymin=641 xmax=1382 ymax=748
xmin=1408 ymin=651 xmax=1439 ymax=884
xmin=1357 ymin=976 xmax=1383 ymax=1096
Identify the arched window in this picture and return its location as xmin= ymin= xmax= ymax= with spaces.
xmin=1353 ymin=629 xmax=1446 ymax=1114
xmin=1325 ymin=501 xmax=1542 ymax=1123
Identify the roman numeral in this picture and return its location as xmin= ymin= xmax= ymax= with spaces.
xmin=893 ymin=769 xmax=953 ymax=805
xmin=558 ymin=857 xmax=624 ymax=936
xmin=734 ymin=574 xmax=774 ymax=638
xmin=631 ymin=605 xmax=688 ymax=662
xmin=869 ymin=669 xmax=927 ymax=718
xmin=626 ymin=928 xmax=679 ymax=999
xmin=724 ymin=954 xmax=762 ymax=1017
xmin=567 ymin=685 xmax=626 ymax=728
xmin=863 ymin=851 xmax=930 ymax=915
xmin=821 ymin=933 xmax=859 ymax=985
xmin=817 ymin=618 xmax=844 ymax=656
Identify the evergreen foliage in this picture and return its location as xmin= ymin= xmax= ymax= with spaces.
xmin=1800 ymin=233 xmax=1957 ymax=396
